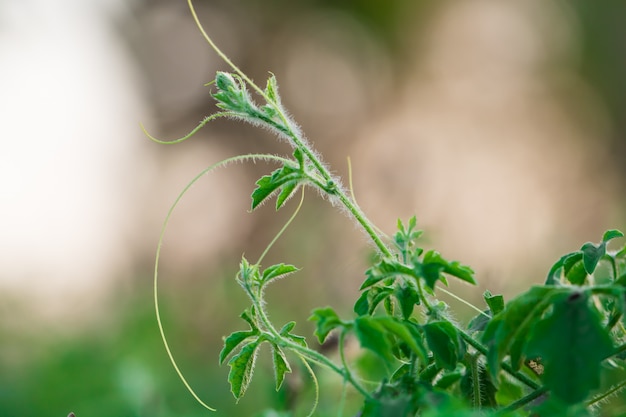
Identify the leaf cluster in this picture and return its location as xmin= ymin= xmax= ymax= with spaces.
xmin=156 ymin=64 xmax=626 ymax=417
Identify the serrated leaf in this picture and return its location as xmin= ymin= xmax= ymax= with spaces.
xmin=603 ymin=229 xmax=624 ymax=243
xmin=265 ymin=73 xmax=280 ymax=104
xmin=271 ymin=345 xmax=291 ymax=390
xmin=251 ymin=165 xmax=304 ymax=210
xmin=227 ymin=340 xmax=261 ymax=400
xmin=422 ymin=250 xmax=476 ymax=288
xmin=309 ymin=307 xmax=344 ymax=343
xmin=354 ymin=316 xmax=394 ymax=362
xmin=361 ymin=259 xmax=406 ymax=290
xmin=240 ymin=308 xmax=258 ymax=331
xmin=423 ymin=321 xmax=461 ymax=371
xmin=220 ymin=330 xmax=257 ymax=364
xmin=581 ymin=242 xmax=605 ymax=275
xmin=261 ymin=263 xmax=299 ymax=286
xmin=525 ymin=291 xmax=614 ymax=404
xmin=275 ymin=181 xmax=299 ymax=209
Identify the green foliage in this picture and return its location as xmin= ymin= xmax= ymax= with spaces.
xmin=150 ymin=3 xmax=626 ymax=415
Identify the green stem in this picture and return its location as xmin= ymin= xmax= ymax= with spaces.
xmin=458 ymin=330 xmax=540 ymax=390
xmin=252 ymin=294 xmax=373 ymax=400
xmin=494 ymin=386 xmax=548 ymax=416
xmin=468 ymin=353 xmax=481 ymax=410
xmin=587 ymin=378 xmax=626 ymax=407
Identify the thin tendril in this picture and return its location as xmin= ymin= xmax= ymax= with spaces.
xmin=187 ymin=0 xmax=266 ymax=99
xmin=256 ymin=187 xmax=305 ymax=266
xmin=297 ymin=354 xmax=320 ymax=417
xmin=436 ymin=286 xmax=490 ymax=318
xmin=154 ymin=153 xmax=293 ymax=412
xmin=141 ymin=112 xmax=232 ymax=144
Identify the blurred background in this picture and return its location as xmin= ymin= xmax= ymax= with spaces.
xmin=1 ymin=0 xmax=625 ymax=416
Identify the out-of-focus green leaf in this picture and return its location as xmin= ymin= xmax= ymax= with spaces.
xmin=354 ymin=316 xmax=393 ymax=362
xmin=308 ymin=307 xmax=344 ymax=344
xmin=525 ymin=291 xmax=613 ymax=405
xmin=423 ymin=321 xmax=461 ymax=371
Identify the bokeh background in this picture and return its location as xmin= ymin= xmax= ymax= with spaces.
xmin=1 ymin=0 xmax=626 ymax=416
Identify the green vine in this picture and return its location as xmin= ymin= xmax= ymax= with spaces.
xmin=147 ymin=1 xmax=626 ymax=416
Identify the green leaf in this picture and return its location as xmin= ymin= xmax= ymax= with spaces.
xmin=422 ymin=250 xmax=476 ymax=288
xmin=271 ymin=345 xmax=291 ymax=390
xmin=525 ymin=291 xmax=614 ymax=405
xmin=354 ymin=290 xmax=370 ymax=316
xmin=483 ymin=286 xmax=568 ymax=376
xmin=240 ymin=308 xmax=258 ymax=331
xmin=251 ymin=164 xmax=304 ymax=210
xmin=278 ymin=321 xmax=296 ymax=335
xmin=546 ymin=252 xmax=580 ymax=285
xmin=563 ymin=256 xmax=587 ymax=286
xmin=467 ymin=310 xmax=491 ymax=333
xmin=361 ymin=258 xmax=406 ymax=289
xmin=423 ymin=321 xmax=461 ymax=371
xmin=395 ymin=281 xmax=420 ymax=319
xmin=581 ymin=242 xmax=605 ymax=275
xmin=261 ymin=263 xmax=299 ymax=286
xmin=227 ymin=340 xmax=262 ymax=400
xmin=264 ymin=73 xmax=280 ymax=104
xmin=377 ymin=317 xmax=428 ymax=364
xmin=220 ymin=330 xmax=257 ymax=364
xmin=603 ymin=229 xmax=624 ymax=243
xmin=308 ymin=307 xmax=344 ymax=343
xmin=484 ymin=290 xmax=504 ymax=315
xmin=278 ymin=320 xmax=308 ymax=347
xmin=354 ymin=316 xmax=394 ymax=362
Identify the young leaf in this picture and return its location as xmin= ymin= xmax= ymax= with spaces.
xmin=228 ymin=340 xmax=262 ymax=400
xmin=271 ymin=344 xmax=291 ymax=390
xmin=354 ymin=290 xmax=370 ymax=316
xmin=251 ymin=164 xmax=304 ymax=210
xmin=261 ymin=263 xmax=299 ymax=286
xmin=278 ymin=321 xmax=307 ymax=347
xmin=423 ymin=321 xmax=462 ymax=371
xmin=545 ymin=252 xmax=580 ymax=285
xmin=603 ymin=229 xmax=624 ymax=243
xmin=484 ymin=290 xmax=504 ymax=315
xmin=581 ymin=242 xmax=605 ymax=275
xmin=309 ymin=307 xmax=344 ymax=343
xmin=361 ymin=258 xmax=406 ymax=290
xmin=264 ymin=73 xmax=281 ymax=104
xmin=524 ymin=291 xmax=614 ymax=405
xmin=422 ymin=250 xmax=476 ymax=288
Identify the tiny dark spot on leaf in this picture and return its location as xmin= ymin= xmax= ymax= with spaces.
xmin=568 ymin=292 xmax=582 ymax=302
